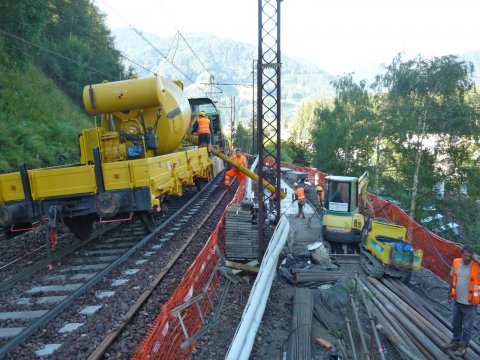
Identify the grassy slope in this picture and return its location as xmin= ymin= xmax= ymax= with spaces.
xmin=0 ymin=63 xmax=92 ymax=173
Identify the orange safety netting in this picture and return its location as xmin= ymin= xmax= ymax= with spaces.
xmin=133 ymin=180 xmax=246 ymax=360
xmin=275 ymin=159 xmax=461 ymax=282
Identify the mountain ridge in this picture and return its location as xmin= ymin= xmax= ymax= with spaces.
xmin=112 ymin=28 xmax=336 ymax=127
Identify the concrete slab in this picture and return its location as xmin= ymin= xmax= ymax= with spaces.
xmin=93 ymin=242 xmax=135 ymax=249
xmin=27 ymin=284 xmax=83 ymax=294
xmin=159 ymin=238 xmax=169 ymax=243
xmin=124 ymin=269 xmax=140 ymax=275
xmin=135 ymin=259 xmax=148 ymax=265
xmin=0 ymin=327 xmax=24 ymax=339
xmin=58 ymin=323 xmax=83 ymax=333
xmin=102 ymin=237 xmax=131 ymax=244
xmin=143 ymin=251 xmax=155 ymax=257
xmin=151 ymin=244 xmax=163 ymax=250
xmin=97 ymin=255 xmax=120 ymax=262
xmin=0 ymin=310 xmax=48 ymax=320
xmin=36 ymin=295 xmax=68 ymax=305
xmin=59 ymin=264 xmax=109 ymax=272
xmin=96 ymin=291 xmax=115 ymax=299
xmin=35 ymin=344 xmax=61 ymax=356
xmin=111 ymin=279 xmax=128 ymax=286
xmin=70 ymin=273 xmax=97 ymax=281
xmin=16 ymin=298 xmax=31 ymax=305
xmin=79 ymin=305 xmax=102 ymax=316
xmin=43 ymin=275 xmax=68 ymax=282
xmin=164 ymin=233 xmax=174 ymax=237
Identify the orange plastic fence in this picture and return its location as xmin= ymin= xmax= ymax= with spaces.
xmin=133 ymin=180 xmax=246 ymax=359
xmin=276 ymin=159 xmax=461 ymax=282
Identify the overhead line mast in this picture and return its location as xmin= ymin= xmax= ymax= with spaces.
xmin=257 ymin=0 xmax=282 ymax=259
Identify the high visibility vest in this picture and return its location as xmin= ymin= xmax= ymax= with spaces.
xmin=197 ymin=116 xmax=211 ymax=134
xmin=233 ymin=155 xmax=246 ymax=167
xmin=451 ymin=258 xmax=480 ymax=304
xmin=295 ymin=187 xmax=306 ymax=204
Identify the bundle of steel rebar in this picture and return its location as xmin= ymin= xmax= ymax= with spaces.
xmin=286 ymin=288 xmax=313 ymax=360
xmin=357 ymin=276 xmax=480 ymax=360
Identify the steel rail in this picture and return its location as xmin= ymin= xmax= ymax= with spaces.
xmin=87 ymin=182 xmax=230 ymax=359
xmin=0 ymin=223 xmax=119 ymax=292
xmin=0 ymin=174 xmax=221 ymax=359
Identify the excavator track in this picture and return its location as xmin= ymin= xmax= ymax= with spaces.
xmin=360 ymin=250 xmax=384 ymax=279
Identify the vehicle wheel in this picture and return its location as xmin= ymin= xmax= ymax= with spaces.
xmin=65 ymin=216 xmax=94 ymax=240
xmin=400 ymin=269 xmax=412 ymax=284
xmin=141 ymin=211 xmax=157 ymax=233
xmin=360 ymin=250 xmax=384 ymax=279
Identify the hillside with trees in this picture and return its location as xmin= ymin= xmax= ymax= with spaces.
xmin=0 ymin=0 xmax=126 ymax=172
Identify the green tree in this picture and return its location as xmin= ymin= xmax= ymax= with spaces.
xmin=232 ymin=121 xmax=253 ymax=154
xmin=311 ymin=74 xmax=375 ymax=176
xmin=378 ymin=54 xmax=478 ymax=219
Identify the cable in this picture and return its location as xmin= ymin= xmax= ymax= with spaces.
xmin=0 ymin=28 xmax=112 ymax=78
xmin=129 ymin=26 xmax=195 ymax=84
xmin=154 ymin=0 xmax=214 ymax=81
xmin=178 ymin=31 xmax=214 ymax=80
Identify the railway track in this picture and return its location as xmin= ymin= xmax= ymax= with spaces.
xmin=0 ymin=173 xmax=232 ymax=359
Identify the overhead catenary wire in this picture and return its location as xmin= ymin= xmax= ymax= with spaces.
xmin=154 ymin=0 xmax=215 ymax=81
xmin=128 ymin=26 xmax=195 ymax=84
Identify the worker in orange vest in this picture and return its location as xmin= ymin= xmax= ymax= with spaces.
xmin=225 ymin=148 xmax=247 ymax=187
xmin=316 ymin=185 xmax=324 ymax=210
xmin=446 ymin=244 xmax=480 ymax=356
xmin=194 ymin=111 xmax=212 ymax=152
xmin=293 ymin=182 xmax=306 ymax=219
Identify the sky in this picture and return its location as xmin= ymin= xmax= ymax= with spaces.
xmin=95 ymin=0 xmax=480 ymax=75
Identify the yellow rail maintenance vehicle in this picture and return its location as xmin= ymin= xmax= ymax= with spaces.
xmin=361 ymin=219 xmax=423 ymax=283
xmin=0 ymin=76 xmax=216 ymax=241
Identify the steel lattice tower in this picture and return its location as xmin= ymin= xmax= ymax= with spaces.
xmin=257 ymin=0 xmax=281 ymax=258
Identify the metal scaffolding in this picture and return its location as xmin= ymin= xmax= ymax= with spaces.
xmin=257 ymin=0 xmax=281 ymax=259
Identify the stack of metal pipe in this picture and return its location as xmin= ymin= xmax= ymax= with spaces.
xmin=291 ymin=268 xmax=348 ymax=283
xmin=357 ymin=276 xmax=480 ymax=360
xmin=286 ymin=288 xmax=313 ymax=360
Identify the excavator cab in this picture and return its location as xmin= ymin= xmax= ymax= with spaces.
xmin=322 ymin=172 xmax=368 ymax=246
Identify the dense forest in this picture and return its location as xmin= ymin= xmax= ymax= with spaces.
xmin=0 ymin=0 xmax=126 ymax=171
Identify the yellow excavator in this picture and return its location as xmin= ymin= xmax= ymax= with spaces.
xmin=322 ymin=171 xmax=422 ymax=282
xmin=322 ymin=171 xmax=369 ymax=248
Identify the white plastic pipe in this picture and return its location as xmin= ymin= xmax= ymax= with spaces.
xmin=226 ymin=215 xmax=290 ymax=360
xmin=245 ymin=156 xmax=259 ymax=202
